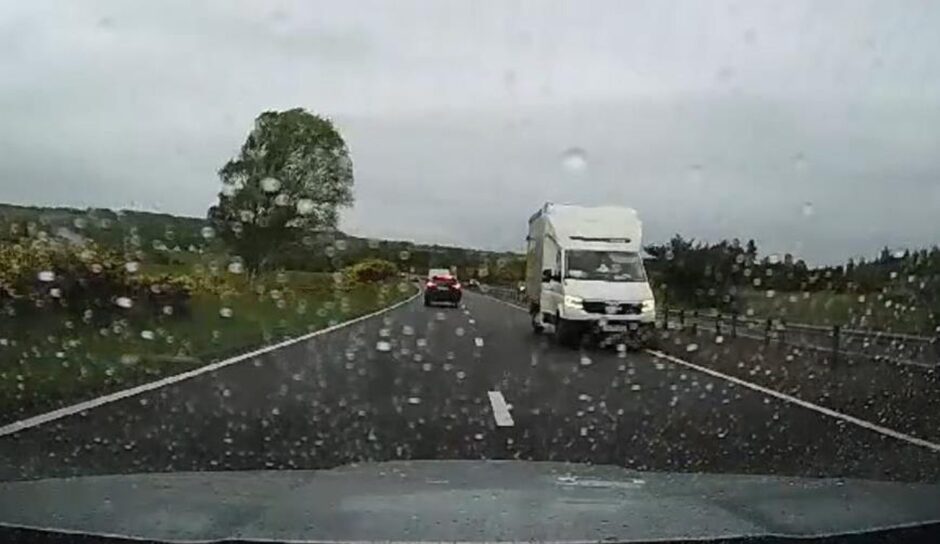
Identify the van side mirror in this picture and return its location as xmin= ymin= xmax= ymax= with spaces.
xmin=541 ymin=269 xmax=553 ymax=283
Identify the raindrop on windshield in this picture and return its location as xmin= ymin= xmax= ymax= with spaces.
xmin=260 ymin=177 xmax=281 ymax=193
xmin=296 ymin=199 xmax=315 ymax=215
xmin=561 ymin=147 xmax=587 ymax=173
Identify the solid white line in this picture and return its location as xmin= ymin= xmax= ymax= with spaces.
xmin=645 ymin=349 xmax=940 ymax=453
xmin=0 ymin=290 xmax=421 ymax=438
xmin=487 ymin=391 xmax=515 ymax=427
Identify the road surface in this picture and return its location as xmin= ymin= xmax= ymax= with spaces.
xmin=1 ymin=291 xmax=938 ymax=483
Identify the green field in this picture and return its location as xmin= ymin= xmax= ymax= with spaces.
xmin=0 ymin=269 xmax=416 ymax=422
xmin=733 ymin=289 xmax=932 ymax=334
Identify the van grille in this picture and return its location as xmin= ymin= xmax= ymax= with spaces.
xmin=582 ymin=301 xmax=642 ymax=315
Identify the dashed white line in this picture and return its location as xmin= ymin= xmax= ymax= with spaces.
xmin=0 ymin=290 xmax=423 ymax=438
xmin=487 ymin=391 xmax=515 ymax=427
xmin=645 ymin=349 xmax=940 ymax=453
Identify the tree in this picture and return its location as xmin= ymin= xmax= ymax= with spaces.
xmin=208 ymin=108 xmax=353 ymax=274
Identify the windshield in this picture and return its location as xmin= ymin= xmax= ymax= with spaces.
xmin=2 ymin=1 xmax=940 ymax=542
xmin=565 ymin=250 xmax=647 ymax=282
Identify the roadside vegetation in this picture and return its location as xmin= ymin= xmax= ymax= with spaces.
xmin=0 ymin=108 xmax=416 ymax=422
xmin=647 ymin=235 xmax=940 ymax=335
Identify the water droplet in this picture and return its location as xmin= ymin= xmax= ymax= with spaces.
xmin=561 ymin=147 xmax=587 ymax=173
xmin=49 ymin=288 xmax=62 ymax=298
xmin=474 ymin=337 xmax=484 ymax=347
xmin=140 ymin=330 xmax=155 ymax=341
xmin=474 ymin=433 xmax=485 ymax=441
xmin=227 ymin=261 xmax=244 ymax=274
xmin=120 ymin=354 xmax=139 ymax=365
xmin=376 ymin=341 xmax=391 ymax=352
xmin=274 ymin=193 xmax=290 ymax=206
xmin=201 ymin=226 xmax=215 ymax=240
xmin=687 ymin=164 xmax=704 ymax=186
xmin=402 ymin=325 xmax=415 ymax=336
xmin=37 ymin=271 xmax=55 ymax=282
xmin=125 ymin=261 xmax=140 ymax=273
xmin=793 ymin=153 xmax=807 ymax=173
xmin=801 ymin=201 xmax=814 ymax=217
xmin=580 ymin=355 xmax=592 ymax=367
xmin=261 ymin=177 xmax=281 ymax=193
xmin=115 ymin=297 xmax=133 ymax=309
xmin=407 ymin=397 xmax=421 ymax=405
xmin=685 ymin=343 xmax=699 ymax=353
xmin=296 ymin=199 xmax=315 ymax=215
xmin=715 ymin=335 xmax=724 ymax=344
xmin=630 ymin=384 xmax=642 ymax=392
xmin=455 ymin=327 xmax=465 ymax=337
xmin=219 ymin=307 xmax=233 ymax=318
xmin=399 ymin=250 xmax=410 ymax=261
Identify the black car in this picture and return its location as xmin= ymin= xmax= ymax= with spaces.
xmin=424 ymin=275 xmax=462 ymax=307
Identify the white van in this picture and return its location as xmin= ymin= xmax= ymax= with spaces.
xmin=525 ymin=203 xmax=656 ymax=347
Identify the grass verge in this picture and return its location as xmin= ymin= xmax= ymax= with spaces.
xmin=0 ymin=271 xmax=416 ymax=424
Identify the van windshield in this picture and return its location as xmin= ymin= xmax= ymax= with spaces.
xmin=565 ymin=250 xmax=646 ymax=282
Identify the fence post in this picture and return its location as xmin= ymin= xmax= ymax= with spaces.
xmin=691 ymin=310 xmax=699 ymax=335
xmin=731 ymin=311 xmax=738 ymax=338
xmin=764 ymin=318 xmax=772 ymax=345
xmin=679 ymin=309 xmax=686 ymax=329
xmin=662 ymin=307 xmax=669 ymax=330
xmin=832 ymin=325 xmax=841 ymax=365
xmin=779 ymin=319 xmax=786 ymax=345
xmin=715 ymin=313 xmax=722 ymax=336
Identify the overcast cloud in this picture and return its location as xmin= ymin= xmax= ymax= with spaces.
xmin=1 ymin=0 xmax=938 ymax=263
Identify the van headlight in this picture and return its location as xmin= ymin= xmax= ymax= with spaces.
xmin=641 ymin=299 xmax=655 ymax=313
xmin=563 ymin=295 xmax=583 ymax=308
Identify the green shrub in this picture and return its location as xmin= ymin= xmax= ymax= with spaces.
xmin=342 ymin=258 xmax=398 ymax=285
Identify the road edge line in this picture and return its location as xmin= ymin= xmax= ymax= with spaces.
xmin=645 ymin=349 xmax=940 ymax=453
xmin=0 ymin=289 xmax=421 ymax=437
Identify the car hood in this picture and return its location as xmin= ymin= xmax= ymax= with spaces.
xmin=1 ymin=460 xmax=940 ymax=543
xmin=564 ymin=279 xmax=653 ymax=303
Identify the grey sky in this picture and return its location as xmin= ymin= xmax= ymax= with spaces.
xmin=1 ymin=0 xmax=938 ymax=263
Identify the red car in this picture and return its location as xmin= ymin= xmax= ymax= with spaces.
xmin=424 ymin=274 xmax=462 ymax=307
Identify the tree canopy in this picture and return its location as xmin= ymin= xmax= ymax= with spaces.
xmin=208 ymin=108 xmax=354 ymax=273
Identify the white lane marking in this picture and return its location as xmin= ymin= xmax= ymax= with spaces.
xmin=488 ymin=391 xmax=515 ymax=427
xmin=645 ymin=349 xmax=940 ymax=453
xmin=0 ymin=290 xmax=422 ymax=438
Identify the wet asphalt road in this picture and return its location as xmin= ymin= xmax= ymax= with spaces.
xmin=1 ymin=291 xmax=938 ymax=483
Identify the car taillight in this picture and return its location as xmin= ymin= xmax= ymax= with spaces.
xmin=425 ymin=281 xmax=435 ymax=288
xmin=453 ymin=282 xmax=462 ymax=290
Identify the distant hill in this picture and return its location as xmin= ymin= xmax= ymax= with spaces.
xmin=0 ymin=202 xmax=524 ymax=281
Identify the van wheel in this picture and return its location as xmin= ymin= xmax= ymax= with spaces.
xmin=531 ymin=311 xmax=544 ymax=333
xmin=553 ymin=315 xmax=579 ymax=347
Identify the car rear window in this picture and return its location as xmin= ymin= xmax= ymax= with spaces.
xmin=432 ymin=276 xmax=457 ymax=285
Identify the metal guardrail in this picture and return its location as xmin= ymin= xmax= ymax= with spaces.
xmin=660 ymin=307 xmax=939 ymax=367
xmin=478 ymin=284 xmax=939 ymax=367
